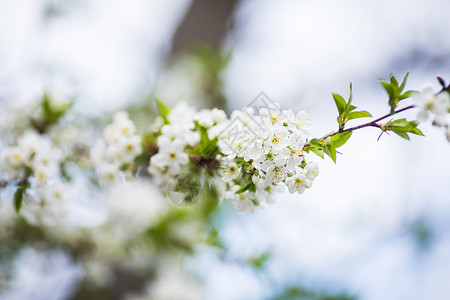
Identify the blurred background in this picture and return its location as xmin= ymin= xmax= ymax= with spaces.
xmin=1 ymin=0 xmax=450 ymax=299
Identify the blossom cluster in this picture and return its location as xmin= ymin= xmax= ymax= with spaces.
xmin=146 ymin=100 xmax=319 ymax=212
xmin=218 ymin=102 xmax=319 ymax=212
xmin=148 ymin=103 xmax=199 ymax=182
xmin=411 ymin=87 xmax=450 ymax=141
xmin=148 ymin=102 xmax=229 ymax=207
xmin=91 ymin=112 xmax=143 ymax=185
xmin=0 ymin=131 xmax=72 ymax=225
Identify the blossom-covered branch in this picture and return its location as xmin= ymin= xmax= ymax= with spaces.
xmin=1 ymin=74 xmax=449 ymax=219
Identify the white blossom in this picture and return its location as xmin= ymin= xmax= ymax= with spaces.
xmin=412 ymin=88 xmax=449 ymax=125
xmin=167 ymin=101 xmax=196 ymax=129
xmin=264 ymin=124 xmax=291 ymax=153
xmin=104 ymin=112 xmax=137 ymax=143
xmin=150 ymin=141 xmax=189 ymax=175
xmin=4 ymin=146 xmax=25 ymax=168
xmin=265 ymin=165 xmax=289 ymax=185
xmin=303 ymin=161 xmax=319 ymax=182
xmin=285 ymin=173 xmax=312 ymax=194
xmin=218 ymin=133 xmax=246 ymax=159
xmin=232 ymin=191 xmax=260 ymax=213
xmin=158 ymin=124 xmax=185 ymax=145
xmin=22 ymin=180 xmax=73 ymax=226
xmin=93 ymin=112 xmax=142 ymax=185
xmin=286 ymin=134 xmax=306 ymax=171
xmin=295 ymin=110 xmax=313 ymax=133
xmin=257 ymin=182 xmax=285 ymax=204
xmin=97 ymin=163 xmax=121 ymax=186
xmin=220 ymin=159 xmax=241 ymax=182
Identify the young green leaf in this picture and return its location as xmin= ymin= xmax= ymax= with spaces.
xmin=399 ymin=72 xmax=409 ymax=91
xmin=380 ymin=73 xmax=413 ymax=112
xmin=333 ymin=83 xmax=369 ymax=129
xmin=330 ymin=131 xmax=352 ymax=148
xmin=308 ymin=139 xmax=321 ymax=147
xmin=247 ymin=251 xmax=272 ymax=270
xmin=346 ymin=104 xmax=357 ymax=113
xmin=391 ymin=74 xmax=399 ymax=87
xmin=347 ymin=83 xmax=353 ymax=106
xmin=156 ymin=99 xmax=170 ymax=124
xmin=194 ymin=121 xmax=211 ymax=144
xmin=309 ymin=147 xmax=324 ymax=159
xmin=305 ymin=141 xmax=324 ymax=159
xmin=332 ymin=93 xmax=346 ymax=115
xmin=347 ymin=110 xmax=372 ymax=120
xmin=323 ymin=144 xmax=336 ymax=163
xmin=392 ymin=129 xmax=410 ymax=140
xmin=235 ymin=179 xmax=255 ymax=194
xmin=13 ymin=180 xmax=30 ymax=213
xmin=384 ymin=119 xmax=424 ymax=140
xmin=399 ymin=90 xmax=415 ymax=100
xmin=380 ymin=80 xmax=395 ymax=99
xmin=323 ymin=137 xmax=337 ymax=163
xmin=13 ymin=188 xmax=24 ymax=213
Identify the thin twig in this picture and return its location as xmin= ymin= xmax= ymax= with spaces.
xmin=304 ymin=105 xmax=415 ymax=147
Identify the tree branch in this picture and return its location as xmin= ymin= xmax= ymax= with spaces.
xmin=305 ymin=105 xmax=415 ymax=147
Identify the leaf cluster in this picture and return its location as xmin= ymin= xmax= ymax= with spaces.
xmin=31 ymin=93 xmax=73 ymax=133
xmin=333 ymin=84 xmax=372 ymax=131
xmin=304 ymin=132 xmax=352 ymax=163
xmin=383 ymin=119 xmax=423 ymax=140
xmin=189 ymin=122 xmax=220 ymax=159
xmin=379 ymin=73 xmax=415 ymax=113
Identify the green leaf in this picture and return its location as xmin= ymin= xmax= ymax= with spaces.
xmin=384 ymin=119 xmax=424 ymax=140
xmin=380 ymin=80 xmax=395 ymax=99
xmin=392 ymin=129 xmax=410 ymax=140
xmin=331 ymin=131 xmax=352 ymax=148
xmin=344 ymin=83 xmax=354 ymax=114
xmin=38 ymin=93 xmax=74 ymax=129
xmin=399 ymin=72 xmax=409 ymax=91
xmin=203 ymin=137 xmax=219 ymax=157
xmin=308 ymin=147 xmax=324 ymax=159
xmin=333 ymin=83 xmax=357 ymax=128
xmin=305 ymin=139 xmax=326 ymax=159
xmin=323 ymin=137 xmax=337 ymax=163
xmin=391 ymin=74 xmax=399 ymax=86
xmin=42 ymin=93 xmax=53 ymax=119
xmin=380 ymin=73 xmax=411 ymax=112
xmin=399 ymin=90 xmax=415 ymax=100
xmin=409 ymin=127 xmax=424 ymax=136
xmin=13 ymin=180 xmax=30 ymax=213
xmin=308 ymin=139 xmax=321 ymax=147
xmin=348 ymin=83 xmax=353 ymax=105
xmin=156 ymin=99 xmax=170 ymax=124
xmin=332 ymin=93 xmax=346 ymax=115
xmin=207 ymin=227 xmax=226 ymax=250
xmin=235 ymin=180 xmax=254 ymax=194
xmin=194 ymin=121 xmax=210 ymax=144
xmin=13 ymin=188 xmax=24 ymax=213
xmin=323 ymin=144 xmax=336 ymax=163
xmin=347 ymin=110 xmax=372 ymax=120
xmin=247 ymin=251 xmax=271 ymax=270
xmin=346 ymin=104 xmax=357 ymax=113
xmin=191 ymin=122 xmax=220 ymax=157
